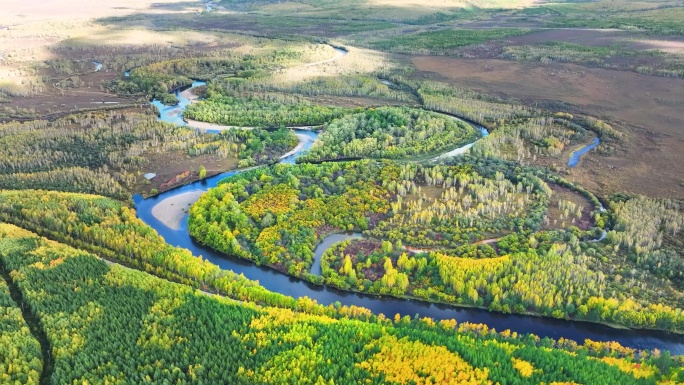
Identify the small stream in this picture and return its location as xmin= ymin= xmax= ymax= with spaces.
xmin=152 ymin=80 xmax=207 ymax=126
xmin=568 ymin=137 xmax=600 ymax=167
xmin=433 ymin=127 xmax=489 ymax=160
xmin=309 ymin=233 xmax=363 ymax=275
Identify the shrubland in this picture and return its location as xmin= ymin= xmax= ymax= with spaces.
xmin=502 ymin=42 xmax=684 ymax=79
xmin=0 ymin=111 xmax=297 ymax=198
xmin=366 ymin=28 xmax=530 ymax=55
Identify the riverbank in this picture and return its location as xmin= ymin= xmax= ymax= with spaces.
xmin=280 ymin=133 xmax=313 ymax=160
xmin=147 ymin=132 xmax=312 ymax=226
xmin=191 ymin=229 xmax=677 ymax=337
xmin=151 ymin=191 xmax=204 ymax=230
xmin=179 ymin=87 xmax=199 ymax=102
xmin=148 ymin=136 xmax=310 ymax=228
xmin=186 ymin=118 xmax=255 ymax=132
xmin=568 ymin=137 xmax=601 ymax=168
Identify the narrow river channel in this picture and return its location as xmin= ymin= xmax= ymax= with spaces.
xmin=569 ymin=137 xmax=601 ymax=167
xmin=133 ymin=54 xmax=684 ymax=354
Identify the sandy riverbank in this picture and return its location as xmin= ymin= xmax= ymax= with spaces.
xmin=186 ymin=118 xmax=255 ymax=132
xmin=179 ymin=87 xmax=199 ymax=102
xmin=186 ymin=119 xmax=320 ymax=132
xmin=150 ymin=131 xmax=313 ymax=229
xmin=280 ymin=133 xmax=313 ymax=159
xmin=151 ymin=191 xmax=205 ymax=230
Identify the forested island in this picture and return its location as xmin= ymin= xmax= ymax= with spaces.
xmin=188 ymin=158 xmax=684 ymax=332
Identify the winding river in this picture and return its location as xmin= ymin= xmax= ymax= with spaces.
xmin=133 ymin=54 xmax=684 ymax=354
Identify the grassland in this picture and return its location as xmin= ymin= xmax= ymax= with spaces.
xmin=409 ymin=55 xmax=684 ymax=198
xmin=368 ymin=28 xmax=531 ymax=55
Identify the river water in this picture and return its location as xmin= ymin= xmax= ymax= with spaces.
xmin=568 ymin=137 xmax=600 ymax=168
xmin=152 ymin=80 xmax=207 ymax=126
xmin=433 ymin=127 xmax=489 ymax=160
xmin=309 ymin=233 xmax=363 ymax=275
xmin=133 ymin=73 xmax=684 ymax=354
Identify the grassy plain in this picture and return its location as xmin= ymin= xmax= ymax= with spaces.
xmin=410 ymin=56 xmax=684 ymax=197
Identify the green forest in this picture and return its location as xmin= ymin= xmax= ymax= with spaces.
xmin=296 ymin=107 xmax=477 ymax=161
xmin=106 ymin=45 xmax=328 ymax=104
xmin=1 ymin=223 xmax=682 ymax=384
xmin=0 ymin=112 xmax=298 ymax=198
xmin=184 ymin=92 xmax=347 ymax=127
xmin=0 ymin=273 xmax=42 ymax=385
xmin=188 ymin=158 xmax=684 ymax=332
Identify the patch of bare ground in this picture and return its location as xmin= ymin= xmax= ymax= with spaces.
xmin=0 ymin=0 xmax=198 ymax=25
xmin=2 ymin=76 xmax=139 ymax=120
xmin=343 ymin=240 xmax=383 ymax=279
xmin=186 ymin=119 xmax=256 ymax=132
xmin=458 ymin=30 xmax=678 ymax=74
xmin=545 ymin=183 xmax=595 ymax=231
xmin=454 ymin=14 xmax=540 ymax=29
xmin=473 ymin=238 xmax=500 ymax=245
xmin=151 ymin=191 xmax=205 ymax=230
xmin=628 ymin=37 xmax=684 ymax=54
xmin=132 ymin=152 xmax=239 ymax=196
xmin=344 ymin=240 xmax=381 ymax=257
xmin=506 ymin=29 xmax=632 ymax=47
xmin=314 ymin=225 xmax=338 ymax=238
xmin=411 ymin=56 xmax=684 ymax=198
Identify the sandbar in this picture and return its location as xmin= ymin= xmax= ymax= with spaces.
xmin=151 ymin=191 xmax=205 ymax=230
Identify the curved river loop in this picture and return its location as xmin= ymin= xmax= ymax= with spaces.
xmin=133 ymin=48 xmax=684 ymax=354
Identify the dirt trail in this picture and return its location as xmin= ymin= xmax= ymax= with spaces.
xmin=473 ymin=238 xmax=500 ymax=245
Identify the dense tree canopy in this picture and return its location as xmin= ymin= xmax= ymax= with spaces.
xmin=187 ymin=157 xmax=684 ymax=332
xmin=297 ymin=107 xmax=477 ymax=161
xmin=1 ymin=223 xmax=681 ymax=384
xmin=0 ymin=270 xmax=42 ymax=385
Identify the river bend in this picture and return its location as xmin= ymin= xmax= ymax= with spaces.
xmin=132 ymin=50 xmax=684 ymax=353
